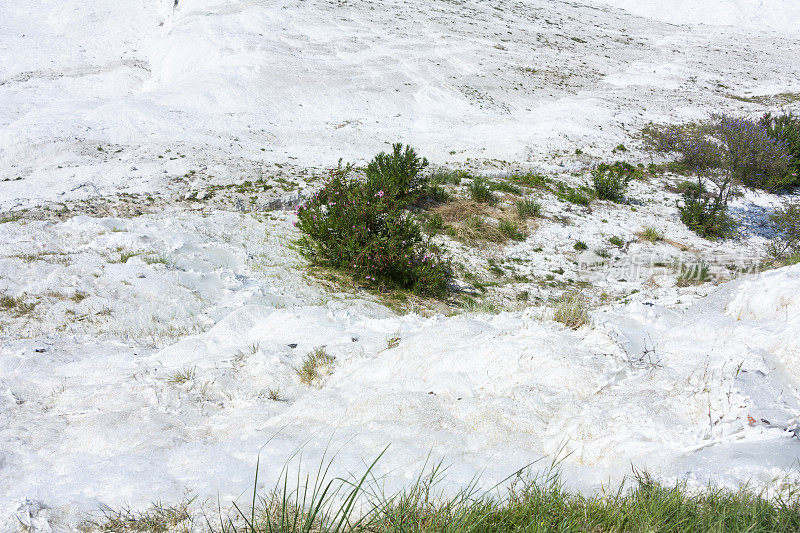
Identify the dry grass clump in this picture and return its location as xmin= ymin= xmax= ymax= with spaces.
xmin=167 ymin=366 xmax=196 ymax=385
xmin=450 ymin=215 xmax=507 ymax=244
xmin=430 ymin=199 xmax=489 ymax=224
xmin=552 ymin=291 xmax=591 ymax=329
xmin=0 ymin=294 xmax=36 ymax=316
xmin=295 ymin=347 xmax=335 ymax=387
xmin=430 ymin=199 xmax=531 ymax=244
xmin=86 ymin=500 xmax=193 ymax=532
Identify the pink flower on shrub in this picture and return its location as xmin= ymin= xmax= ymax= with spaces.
xmin=375 ymin=190 xmax=385 ymax=198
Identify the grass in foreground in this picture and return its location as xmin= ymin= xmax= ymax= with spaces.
xmin=88 ymin=453 xmax=800 ymax=533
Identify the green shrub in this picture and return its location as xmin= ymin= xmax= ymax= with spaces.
xmin=643 ymin=115 xmax=793 ymax=191
xmin=768 ymin=200 xmax=800 ymax=260
xmin=296 ymin=159 xmax=452 ymax=297
xmin=365 ymin=143 xmax=429 ymax=204
xmin=760 ymin=112 xmax=800 ymax=186
xmin=591 ymin=162 xmax=642 ymax=202
xmin=516 ymin=198 xmax=542 ymax=219
xmin=574 ymin=240 xmax=588 ymax=251
xmin=608 ymin=236 xmax=624 ymax=247
xmin=469 ymin=177 xmax=495 ymax=203
xmin=678 ymin=179 xmax=735 ymax=239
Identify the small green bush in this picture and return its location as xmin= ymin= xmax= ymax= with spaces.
xmin=365 ymin=143 xmax=429 ymax=204
xmin=511 ymin=172 xmax=551 ymax=188
xmin=643 ymin=115 xmax=793 ymax=191
xmin=574 ymin=240 xmax=588 ymax=251
xmin=760 ymin=112 xmax=800 ymax=186
xmin=554 ymin=183 xmax=592 ymax=205
xmin=608 ymin=236 xmax=624 ymax=247
xmin=516 ymin=198 xmax=542 ymax=219
xmin=430 ymin=169 xmax=469 ymax=185
xmin=678 ymin=180 xmax=735 ymax=239
xmin=768 ymin=200 xmax=800 ymax=261
xmin=296 ymin=153 xmax=452 ymax=297
xmin=591 ymin=162 xmax=640 ymax=202
xmin=785 ymin=251 xmax=800 ymax=265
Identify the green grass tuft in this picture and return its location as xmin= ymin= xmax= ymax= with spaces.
xmin=641 ymin=227 xmax=664 ymax=242
xmin=498 ymin=219 xmax=526 ymax=241
xmin=469 ymin=177 xmax=495 ymax=203
xmin=608 ymin=236 xmax=625 ymax=248
xmin=516 ymin=198 xmax=543 ymax=219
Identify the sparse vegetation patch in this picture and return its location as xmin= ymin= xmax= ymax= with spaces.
xmin=552 ymin=291 xmax=591 ymax=329
xmin=295 ymin=347 xmax=334 ymax=387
